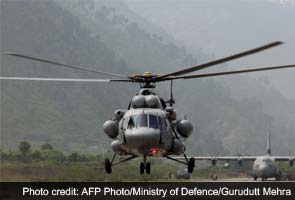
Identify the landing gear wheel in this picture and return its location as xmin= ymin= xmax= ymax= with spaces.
xmin=140 ymin=162 xmax=145 ymax=174
xmin=253 ymin=176 xmax=257 ymax=181
xmin=188 ymin=157 xmax=195 ymax=173
xmin=105 ymin=158 xmax=112 ymax=174
xmin=213 ymin=174 xmax=218 ymax=180
xmin=276 ymin=172 xmax=282 ymax=181
xmin=146 ymin=162 xmax=151 ymax=174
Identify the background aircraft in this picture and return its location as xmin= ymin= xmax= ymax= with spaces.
xmin=182 ymin=130 xmax=294 ymax=180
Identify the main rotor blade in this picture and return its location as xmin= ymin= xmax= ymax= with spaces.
xmin=159 ymin=41 xmax=283 ymax=78
xmin=166 ymin=64 xmax=295 ymax=80
xmin=0 ymin=77 xmax=130 ymax=82
xmin=3 ymin=52 xmax=130 ymax=79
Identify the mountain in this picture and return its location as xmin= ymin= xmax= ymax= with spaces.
xmin=0 ymin=0 xmax=197 ymax=152
xmin=125 ymin=0 xmax=295 ymax=154
xmin=1 ymin=0 xmax=134 ymax=152
xmin=55 ymin=0 xmax=201 ymax=73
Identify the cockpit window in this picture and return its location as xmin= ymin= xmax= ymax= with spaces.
xmin=149 ymin=115 xmax=159 ymax=129
xmin=137 ymin=114 xmax=148 ymax=127
xmin=127 ymin=114 xmax=166 ymax=129
xmin=128 ymin=115 xmax=137 ymax=129
xmin=158 ymin=116 xmax=166 ymax=130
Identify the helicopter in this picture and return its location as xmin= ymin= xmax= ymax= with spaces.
xmin=1 ymin=41 xmax=295 ymax=174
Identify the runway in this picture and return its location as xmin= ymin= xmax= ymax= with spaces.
xmin=190 ymin=177 xmax=278 ymax=182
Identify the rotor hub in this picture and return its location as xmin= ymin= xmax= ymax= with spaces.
xmin=131 ymin=72 xmax=163 ymax=88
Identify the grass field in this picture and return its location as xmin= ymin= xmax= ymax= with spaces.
xmin=0 ymin=159 xmax=181 ymax=182
xmin=1 ymin=145 xmax=294 ymax=182
xmin=0 ymin=160 xmax=251 ymax=182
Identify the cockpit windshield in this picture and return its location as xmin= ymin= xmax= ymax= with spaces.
xmin=137 ymin=114 xmax=148 ymax=127
xmin=127 ymin=114 xmax=166 ymax=129
xmin=128 ymin=115 xmax=137 ymax=129
xmin=149 ymin=115 xmax=158 ymax=129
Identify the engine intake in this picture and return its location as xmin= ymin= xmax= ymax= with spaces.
xmin=114 ymin=110 xmax=126 ymax=120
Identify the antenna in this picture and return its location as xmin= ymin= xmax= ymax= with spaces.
xmin=169 ymin=80 xmax=175 ymax=106
xmin=267 ymin=128 xmax=271 ymax=155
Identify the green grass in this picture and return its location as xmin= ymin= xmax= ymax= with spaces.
xmin=0 ymin=160 xmax=256 ymax=182
xmin=4 ymin=147 xmax=294 ymax=182
xmin=0 ymin=159 xmax=180 ymax=182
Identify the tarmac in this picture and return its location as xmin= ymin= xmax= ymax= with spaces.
xmin=190 ymin=177 xmax=278 ymax=182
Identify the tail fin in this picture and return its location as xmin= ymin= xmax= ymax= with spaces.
xmin=267 ymin=128 xmax=271 ymax=155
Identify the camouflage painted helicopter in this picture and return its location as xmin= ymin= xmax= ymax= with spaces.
xmin=1 ymin=41 xmax=295 ymax=174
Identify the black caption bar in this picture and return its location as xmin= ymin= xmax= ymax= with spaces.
xmin=1 ymin=182 xmax=295 ymax=200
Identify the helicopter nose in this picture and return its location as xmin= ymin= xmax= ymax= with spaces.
xmin=124 ymin=128 xmax=161 ymax=147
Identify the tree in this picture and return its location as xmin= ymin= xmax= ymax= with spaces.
xmin=68 ymin=152 xmax=79 ymax=162
xmin=31 ymin=150 xmax=44 ymax=161
xmin=18 ymin=141 xmax=31 ymax=155
xmin=41 ymin=143 xmax=53 ymax=150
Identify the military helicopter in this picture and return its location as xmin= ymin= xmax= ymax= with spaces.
xmin=1 ymin=41 xmax=295 ymax=174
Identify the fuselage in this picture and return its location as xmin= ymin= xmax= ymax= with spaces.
xmin=252 ymin=155 xmax=280 ymax=179
xmin=105 ymin=88 xmax=191 ymax=158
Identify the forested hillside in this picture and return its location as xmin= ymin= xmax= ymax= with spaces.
xmin=1 ymin=0 xmax=133 ymax=152
xmin=56 ymin=0 xmax=199 ymax=73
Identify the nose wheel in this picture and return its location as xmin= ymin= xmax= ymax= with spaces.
xmin=105 ymin=158 xmax=112 ymax=174
xmin=146 ymin=162 xmax=151 ymax=174
xmin=140 ymin=156 xmax=151 ymax=174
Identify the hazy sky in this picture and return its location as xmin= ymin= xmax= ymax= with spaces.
xmin=125 ymin=0 xmax=295 ymax=99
